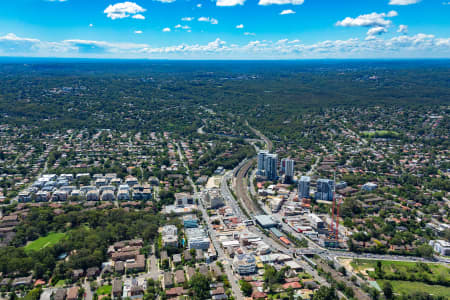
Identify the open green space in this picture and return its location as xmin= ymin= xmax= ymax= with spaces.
xmin=25 ymin=232 xmax=67 ymax=252
xmin=361 ymin=130 xmax=400 ymax=138
xmin=350 ymin=259 xmax=450 ymax=297
xmin=350 ymin=259 xmax=449 ymax=281
xmin=96 ymin=285 xmax=112 ymax=295
xmin=55 ymin=280 xmax=68 ymax=287
xmin=378 ymin=280 xmax=450 ymax=297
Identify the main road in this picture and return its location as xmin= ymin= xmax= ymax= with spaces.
xmin=177 ymin=142 xmax=244 ymax=300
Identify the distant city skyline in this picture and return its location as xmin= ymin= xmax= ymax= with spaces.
xmin=1 ymin=0 xmax=450 ymax=58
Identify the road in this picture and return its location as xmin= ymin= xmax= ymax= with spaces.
xmin=222 ymin=163 xmax=335 ymax=296
xmin=246 ymin=121 xmax=273 ymax=152
xmin=230 ymin=124 xmax=374 ymax=299
xmin=83 ymin=279 xmax=93 ymax=300
xmin=198 ymin=200 xmax=244 ymax=300
xmin=177 ymin=142 xmax=244 ymax=300
xmin=148 ymin=245 xmax=160 ymax=281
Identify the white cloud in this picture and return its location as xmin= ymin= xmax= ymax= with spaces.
xmin=134 ymin=30 xmax=143 ymax=34
xmin=196 ymin=3 xmax=202 ymax=7
xmin=389 ymin=0 xmax=420 ymax=5
xmin=182 ymin=17 xmax=194 ymax=21
xmin=387 ymin=10 xmax=398 ymax=17
xmin=216 ymin=0 xmax=245 ymax=6
xmin=89 ymin=24 xmax=93 ymax=27
xmin=45 ymin=0 xmax=68 ymax=2
xmin=244 ymin=32 xmax=256 ymax=36
xmin=397 ymin=25 xmax=408 ymax=34
xmin=104 ymin=2 xmax=146 ymax=20
xmin=0 ymin=33 xmax=39 ymax=43
xmin=259 ymin=0 xmax=303 ymax=5
xmin=336 ymin=11 xmax=397 ymax=28
xmin=198 ymin=17 xmax=218 ymax=24
xmin=162 ymin=27 xmax=171 ymax=32
xmin=154 ymin=0 xmax=176 ymax=3
xmin=174 ymin=24 xmax=191 ymax=30
xmin=132 ymin=14 xmax=145 ymax=20
xmin=2 ymin=32 xmax=450 ymax=58
xmin=236 ymin=24 xmax=244 ymax=29
xmin=280 ymin=9 xmax=295 ymax=15
xmin=367 ymin=26 xmax=388 ymax=36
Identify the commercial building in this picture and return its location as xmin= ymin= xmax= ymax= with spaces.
xmin=204 ymin=189 xmax=224 ymax=209
xmin=186 ymin=227 xmax=210 ymax=250
xmin=257 ymin=151 xmax=278 ymax=180
xmin=298 ymin=176 xmax=311 ymax=199
xmin=183 ymin=215 xmax=198 ymax=228
xmin=257 ymin=150 xmax=269 ymax=176
xmin=254 ymin=215 xmax=278 ymax=228
xmin=264 ymin=154 xmax=278 ymax=181
xmin=315 ymin=179 xmax=334 ymax=201
xmin=161 ymin=225 xmax=178 ymax=248
xmin=308 ymin=213 xmax=325 ymax=230
xmin=232 ymin=254 xmax=256 ymax=275
xmin=175 ymin=193 xmax=194 ymax=207
xmin=281 ymin=158 xmax=294 ymax=183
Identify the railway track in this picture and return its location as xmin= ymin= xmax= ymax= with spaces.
xmin=233 ymin=121 xmax=273 ymax=216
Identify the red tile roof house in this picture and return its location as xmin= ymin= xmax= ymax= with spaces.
xmin=166 ymin=287 xmax=187 ymax=298
xmin=282 ymin=282 xmax=302 ymax=290
xmin=252 ymin=291 xmax=267 ymax=300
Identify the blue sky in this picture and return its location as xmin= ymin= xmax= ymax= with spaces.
xmin=0 ymin=0 xmax=449 ymax=58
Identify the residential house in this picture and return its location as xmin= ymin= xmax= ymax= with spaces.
xmin=72 ymin=269 xmax=84 ymax=281
xmin=114 ymin=261 xmax=125 ymax=274
xmin=163 ymin=272 xmax=174 ymax=289
xmin=112 ymin=279 xmax=123 ymax=299
xmin=174 ymin=270 xmax=185 ymax=285
xmin=66 ymin=286 xmax=79 ymax=300
xmin=53 ymin=289 xmax=66 ymax=300
xmin=86 ymin=267 xmax=100 ymax=278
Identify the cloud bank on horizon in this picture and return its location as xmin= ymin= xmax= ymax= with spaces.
xmin=0 ymin=0 xmax=449 ymax=58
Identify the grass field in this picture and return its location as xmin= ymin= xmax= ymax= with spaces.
xmin=25 ymin=232 xmax=67 ymax=252
xmin=378 ymin=280 xmax=450 ymax=297
xmin=96 ymin=285 xmax=112 ymax=295
xmin=55 ymin=280 xmax=68 ymax=287
xmin=361 ymin=130 xmax=399 ymax=138
xmin=350 ymin=259 xmax=449 ymax=280
xmin=349 ymin=259 xmax=450 ymax=297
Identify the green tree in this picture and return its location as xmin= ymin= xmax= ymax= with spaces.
xmin=312 ymin=286 xmax=338 ymax=300
xmin=416 ymin=244 xmax=434 ymax=258
xmin=240 ymin=280 xmax=253 ymax=297
xmin=383 ymin=281 xmax=393 ymax=300
xmin=189 ymin=273 xmax=211 ymax=300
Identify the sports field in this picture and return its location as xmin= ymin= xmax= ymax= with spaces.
xmin=25 ymin=232 xmax=67 ymax=252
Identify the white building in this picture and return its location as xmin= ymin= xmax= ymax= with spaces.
xmin=429 ymin=240 xmax=450 ymax=256
xmin=175 ymin=193 xmax=194 ymax=207
xmin=232 ymin=254 xmax=256 ymax=275
xmin=161 ymin=225 xmax=178 ymax=248
xmin=362 ymin=182 xmax=378 ymax=191
xmin=186 ymin=227 xmax=210 ymax=250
